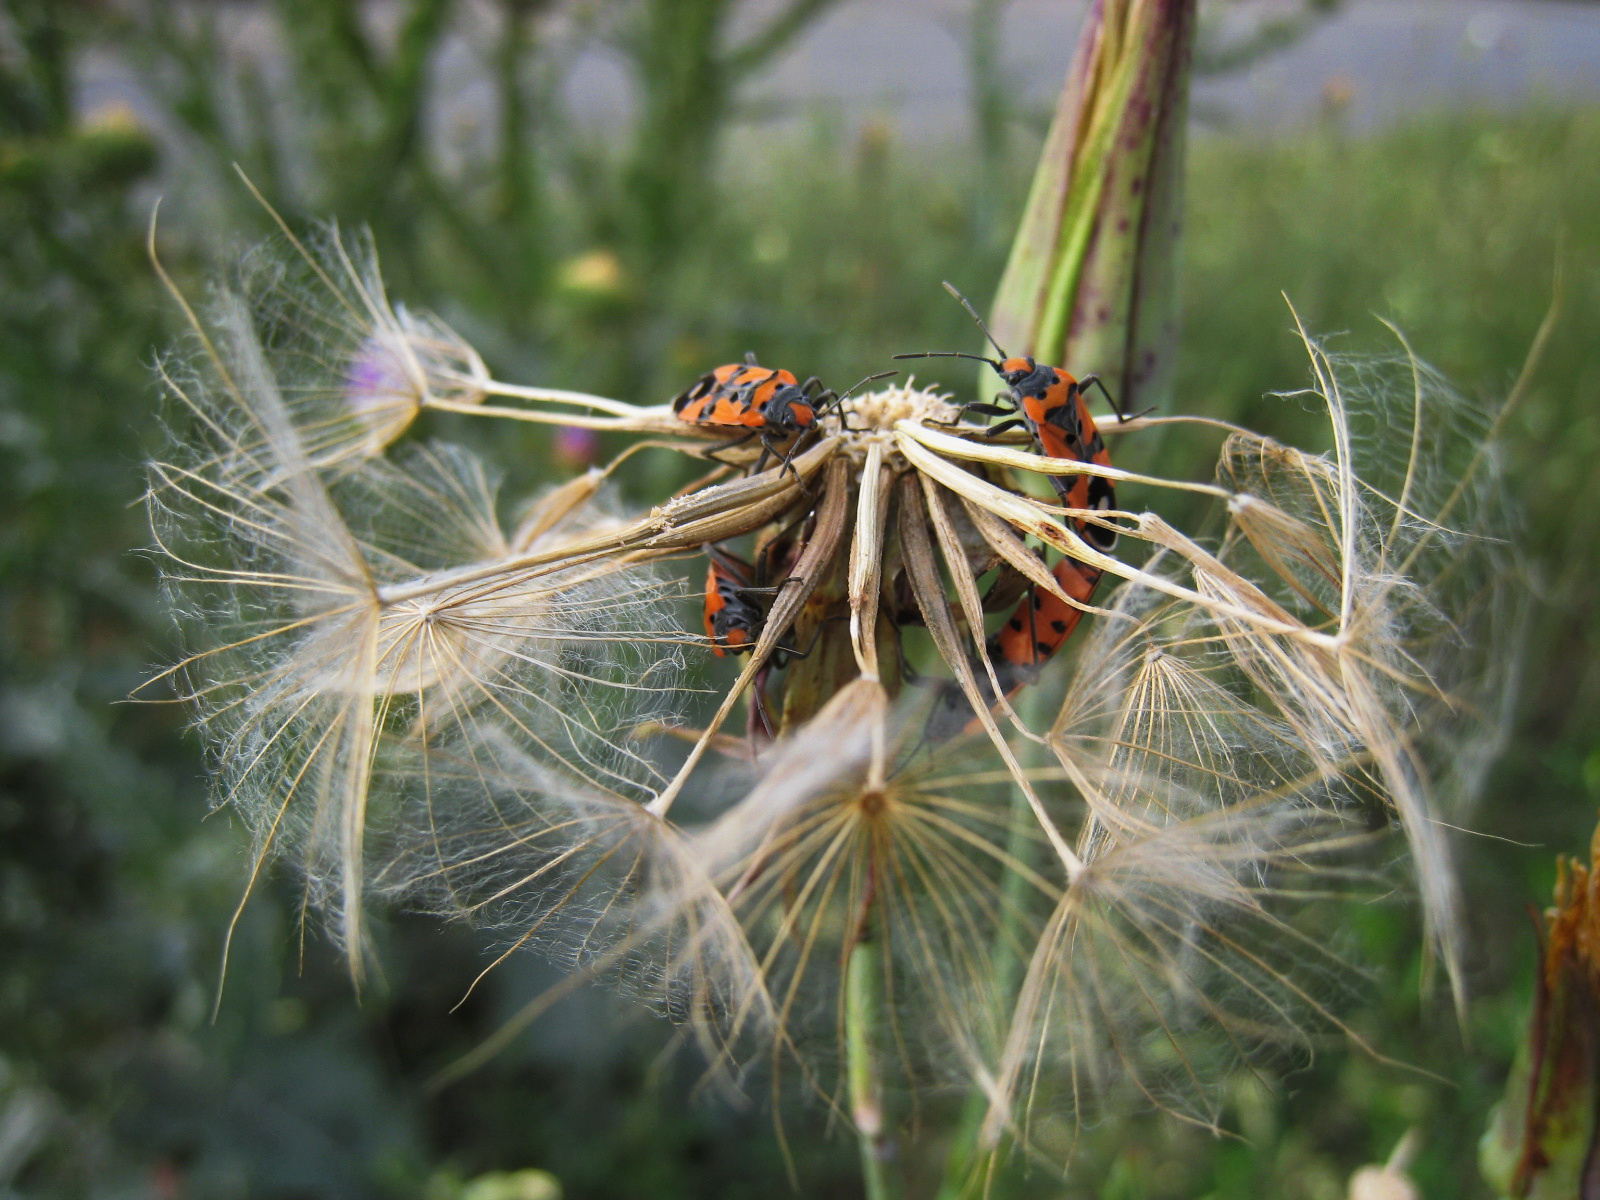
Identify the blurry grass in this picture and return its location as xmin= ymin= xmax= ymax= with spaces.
xmin=2 ymin=10 xmax=1597 ymax=1185
xmin=1202 ymin=114 xmax=1597 ymax=1200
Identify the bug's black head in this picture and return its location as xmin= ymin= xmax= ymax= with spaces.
xmin=761 ymin=384 xmax=813 ymax=431
xmin=996 ymin=356 xmax=1040 ymax=390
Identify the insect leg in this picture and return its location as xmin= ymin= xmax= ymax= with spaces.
xmin=1078 ymin=374 xmax=1155 ymax=422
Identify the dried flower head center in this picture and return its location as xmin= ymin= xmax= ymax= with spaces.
xmin=855 ymin=789 xmax=888 ymax=818
xmin=829 ymin=382 xmax=959 ymax=462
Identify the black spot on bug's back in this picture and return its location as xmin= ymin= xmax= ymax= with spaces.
xmin=1009 ymin=618 xmax=1024 ymax=632
xmin=1034 ymin=640 xmax=1051 ymax=656
xmin=1045 ymin=402 xmax=1080 ymax=433
xmin=1050 ymin=620 xmax=1068 ymax=634
xmin=673 ymin=375 xmax=713 ymax=413
xmin=1084 ymin=476 xmax=1119 ymax=549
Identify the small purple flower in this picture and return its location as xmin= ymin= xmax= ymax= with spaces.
xmin=342 ymin=334 xmax=422 ymax=453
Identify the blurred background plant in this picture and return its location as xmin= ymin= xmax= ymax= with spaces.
xmin=2 ymin=0 xmax=1597 ymax=1196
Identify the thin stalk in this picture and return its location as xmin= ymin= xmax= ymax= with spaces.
xmin=846 ymin=939 xmax=898 ymax=1200
xmin=933 ymin=690 xmax=1046 ymax=1200
xmin=445 ymin=374 xmax=650 ymax=417
xmin=424 ymin=398 xmax=670 ymax=431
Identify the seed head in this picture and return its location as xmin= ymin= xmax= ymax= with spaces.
xmin=144 ymin=214 xmax=1517 ymax=1161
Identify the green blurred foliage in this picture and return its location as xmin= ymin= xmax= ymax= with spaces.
xmin=1 ymin=0 xmax=1597 ymax=1196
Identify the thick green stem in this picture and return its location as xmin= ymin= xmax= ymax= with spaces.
xmin=846 ymin=940 xmax=898 ymax=1200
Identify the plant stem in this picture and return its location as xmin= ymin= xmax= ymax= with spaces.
xmin=934 ymin=692 xmax=1045 ymax=1200
xmin=846 ymin=939 xmax=898 ymax=1200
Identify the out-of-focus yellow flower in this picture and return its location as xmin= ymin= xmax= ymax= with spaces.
xmin=554 ymin=248 xmax=631 ymax=319
xmin=454 ymin=1168 xmax=561 ymax=1200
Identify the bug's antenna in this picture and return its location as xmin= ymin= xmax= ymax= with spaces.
xmin=840 ymin=369 xmax=898 ymax=402
xmin=891 ymin=350 xmax=1001 ymax=367
xmin=891 ymin=283 xmax=1014 ymax=370
xmin=940 ymin=281 xmax=1010 ymax=361
xmin=814 ymin=370 xmax=898 ymax=419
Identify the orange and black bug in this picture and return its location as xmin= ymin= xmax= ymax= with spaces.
xmin=672 ymin=356 xmax=893 ymax=483
xmin=701 ymin=542 xmax=815 ymax=658
xmin=918 ymin=554 xmax=1106 ymax=743
xmin=897 ymin=283 xmax=1143 ymax=740
xmin=702 ymin=542 xmax=815 ymax=738
xmin=894 ymin=283 xmax=1139 ymax=553
xmin=703 ymin=543 xmax=778 ymax=657
xmin=987 ymin=553 xmax=1103 ymax=688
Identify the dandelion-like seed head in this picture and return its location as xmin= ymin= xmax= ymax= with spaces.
xmin=144 ymin=236 xmax=687 ymax=983
xmin=146 ymin=200 xmax=1518 ymax=1171
xmin=224 ymin=205 xmax=488 ymax=467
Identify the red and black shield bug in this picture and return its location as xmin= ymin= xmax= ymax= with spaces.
xmin=701 ymin=542 xmax=816 ymax=658
xmin=987 ymin=553 xmax=1104 ymax=686
xmin=896 ymin=283 xmax=1148 ymax=743
xmin=672 ymin=356 xmax=893 ymax=483
xmin=703 ymin=543 xmax=776 ymax=657
xmin=894 ymin=283 xmax=1141 ymax=552
xmin=917 ymin=553 xmax=1107 ymax=744
xmin=701 ymin=541 xmax=818 ymax=739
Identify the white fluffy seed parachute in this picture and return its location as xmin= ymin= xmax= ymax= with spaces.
xmin=143 ymin=250 xmax=692 ymax=992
